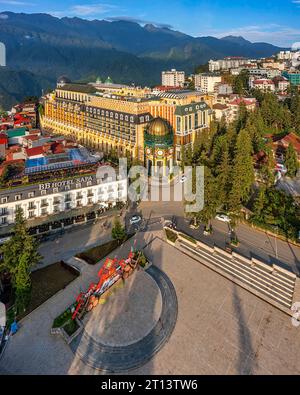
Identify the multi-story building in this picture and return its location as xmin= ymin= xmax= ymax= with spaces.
xmin=194 ymin=73 xmax=222 ymax=94
xmin=282 ymin=71 xmax=300 ymax=87
xmin=278 ymin=51 xmax=294 ymax=60
xmin=273 ymin=76 xmax=290 ymax=93
xmin=0 ymin=42 xmax=5 ymax=67
xmin=0 ymin=165 xmax=127 ymax=237
xmin=209 ymin=57 xmax=249 ymax=72
xmin=161 ymin=69 xmax=185 ymax=88
xmin=42 ymin=78 xmax=213 ymax=167
xmin=213 ymin=98 xmax=257 ymax=123
xmin=250 ymin=78 xmax=276 ymax=92
xmin=42 ymin=79 xmax=154 ymax=163
xmin=214 ymin=83 xmax=233 ymax=95
xmin=248 ymin=68 xmax=281 ymax=79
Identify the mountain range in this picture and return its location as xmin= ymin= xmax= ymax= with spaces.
xmin=0 ymin=11 xmax=285 ymax=109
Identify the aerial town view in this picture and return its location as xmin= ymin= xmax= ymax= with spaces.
xmin=0 ymin=0 xmax=300 ymax=381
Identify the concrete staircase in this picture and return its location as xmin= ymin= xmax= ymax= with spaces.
xmin=173 ymin=233 xmax=297 ymax=314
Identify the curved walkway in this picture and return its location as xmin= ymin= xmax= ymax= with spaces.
xmin=69 ymin=265 xmax=178 ymax=372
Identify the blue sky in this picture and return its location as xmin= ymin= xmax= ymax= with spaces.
xmin=0 ymin=0 xmax=299 ymax=46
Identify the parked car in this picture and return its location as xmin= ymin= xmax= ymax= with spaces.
xmin=215 ymin=214 xmax=231 ymax=223
xmin=129 ymin=215 xmax=142 ymax=225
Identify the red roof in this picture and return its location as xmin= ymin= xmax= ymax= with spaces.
xmin=23 ymin=135 xmax=40 ymax=141
xmin=229 ymin=98 xmax=256 ymax=106
xmin=14 ymin=118 xmax=31 ymax=125
xmin=51 ymin=142 xmax=65 ymax=154
xmin=253 ymin=79 xmax=274 ymax=85
xmin=0 ymin=133 xmax=8 ymax=145
xmin=25 ymin=146 xmax=45 ymax=157
xmin=280 ymin=133 xmax=300 ymax=154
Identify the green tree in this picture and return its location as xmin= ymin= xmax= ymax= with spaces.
xmin=215 ymin=144 xmax=232 ymax=210
xmin=233 ymin=70 xmax=249 ymax=95
xmin=285 ymin=143 xmax=299 ymax=177
xmin=0 ymin=208 xmax=41 ymax=314
xmin=111 ymin=217 xmax=126 ymax=243
xmin=289 ymin=88 xmax=300 ymax=135
xmin=194 ymin=167 xmax=218 ymax=230
xmin=194 ymin=63 xmax=209 ymax=74
xmin=253 ymin=186 xmax=267 ymax=222
xmin=260 ymin=145 xmax=276 ymax=187
xmin=14 ymin=252 xmax=32 ymax=314
xmin=229 ymin=129 xmax=254 ymax=214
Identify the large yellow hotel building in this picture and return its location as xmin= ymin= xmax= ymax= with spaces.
xmin=41 ymin=77 xmax=213 ymax=171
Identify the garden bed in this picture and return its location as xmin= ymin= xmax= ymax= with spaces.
xmin=12 ymin=262 xmax=80 ymax=322
xmin=179 ymin=233 xmax=197 ymax=244
xmin=75 ymin=234 xmax=134 ymax=265
xmin=165 ymin=228 xmax=178 ymax=243
xmin=75 ymin=240 xmax=120 ymax=265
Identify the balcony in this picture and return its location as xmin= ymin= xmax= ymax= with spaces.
xmin=76 ymin=194 xmax=83 ymax=200
xmin=53 ymin=200 xmax=61 ymax=206
xmin=65 ymin=196 xmax=72 ymax=203
xmin=0 ymin=210 xmax=8 ymax=217
xmin=41 ymin=201 xmax=49 ymax=207
xmin=28 ymin=205 xmax=37 ymax=210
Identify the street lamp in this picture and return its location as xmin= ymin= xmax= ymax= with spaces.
xmin=275 ymin=226 xmax=278 ymax=259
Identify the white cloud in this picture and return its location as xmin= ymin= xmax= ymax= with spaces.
xmin=198 ymin=24 xmax=300 ymax=47
xmin=0 ymin=0 xmax=35 ymax=5
xmin=49 ymin=3 xmax=119 ymax=19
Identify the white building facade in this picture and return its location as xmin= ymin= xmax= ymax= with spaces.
xmin=162 ymin=69 xmax=185 ymax=87
xmin=0 ymin=170 xmax=127 ymax=234
xmin=195 ymin=73 xmax=222 ymax=94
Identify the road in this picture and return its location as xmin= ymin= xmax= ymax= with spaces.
xmin=36 ymin=217 xmax=115 ymax=269
xmin=137 ymin=178 xmax=300 ymax=276
xmin=34 ymin=177 xmax=300 ymax=276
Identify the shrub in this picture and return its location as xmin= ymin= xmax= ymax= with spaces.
xmin=165 ymin=228 xmax=178 ymax=243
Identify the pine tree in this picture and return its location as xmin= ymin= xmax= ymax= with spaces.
xmin=195 ymin=167 xmax=218 ymax=229
xmin=229 ymin=129 xmax=254 ymax=214
xmin=0 ymin=208 xmax=40 ymax=286
xmin=0 ymin=207 xmax=40 ymax=314
xmin=285 ymin=143 xmax=299 ymax=177
xmin=15 ymin=252 xmax=32 ymax=314
xmin=216 ymin=145 xmax=232 ymax=210
xmin=253 ymin=186 xmax=267 ymax=222
xmin=260 ymin=146 xmax=276 ymax=187
xmin=111 ymin=217 xmax=126 ymax=243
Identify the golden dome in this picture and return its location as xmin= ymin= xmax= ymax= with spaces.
xmin=147 ymin=117 xmax=171 ymax=137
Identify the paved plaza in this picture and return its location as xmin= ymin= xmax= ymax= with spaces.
xmin=1 ymin=230 xmax=300 ymax=375
xmin=83 ymin=271 xmax=162 ymax=348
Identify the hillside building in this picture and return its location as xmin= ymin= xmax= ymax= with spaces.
xmin=161 ymin=69 xmax=185 ymax=88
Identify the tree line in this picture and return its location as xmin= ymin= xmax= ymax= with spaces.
xmin=181 ymin=91 xmax=300 ymax=239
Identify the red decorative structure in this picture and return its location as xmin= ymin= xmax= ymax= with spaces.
xmin=72 ymin=251 xmax=138 ymax=320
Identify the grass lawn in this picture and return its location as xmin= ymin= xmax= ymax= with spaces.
xmin=165 ymin=228 xmax=178 ymax=243
xmin=75 ymin=234 xmax=134 ymax=265
xmin=75 ymin=239 xmax=121 ymax=265
xmin=17 ymin=262 xmax=79 ymax=321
